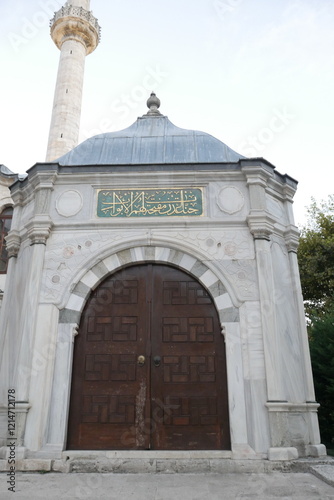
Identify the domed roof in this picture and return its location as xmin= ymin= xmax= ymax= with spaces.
xmin=56 ymin=94 xmax=245 ymax=166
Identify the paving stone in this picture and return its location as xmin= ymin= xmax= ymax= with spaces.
xmin=310 ymin=465 xmax=334 ymax=487
xmin=0 ymin=472 xmax=333 ymax=499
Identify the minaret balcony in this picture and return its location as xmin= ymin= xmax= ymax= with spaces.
xmin=50 ymin=5 xmax=100 ymax=35
xmin=50 ymin=4 xmax=101 ymax=52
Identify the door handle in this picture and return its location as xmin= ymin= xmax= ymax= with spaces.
xmin=153 ymin=356 xmax=161 ymax=367
xmin=137 ymin=355 xmax=146 ymax=366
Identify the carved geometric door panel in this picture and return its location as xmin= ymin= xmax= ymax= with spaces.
xmin=66 ymin=264 xmax=230 ymax=450
xmin=151 ymin=266 xmax=230 ymax=450
xmin=66 ymin=265 xmax=150 ymax=450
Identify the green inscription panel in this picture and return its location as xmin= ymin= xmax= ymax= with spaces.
xmin=97 ymin=188 xmax=203 ymax=218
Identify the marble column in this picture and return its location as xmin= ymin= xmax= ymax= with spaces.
xmin=0 ymin=254 xmax=20 ymax=453
xmin=42 ymin=323 xmax=79 ymax=457
xmin=1 ymin=177 xmax=55 ymax=456
xmin=284 ymin=228 xmax=325 ymax=456
xmin=0 ymin=191 xmax=23 ymax=452
xmin=16 ymin=206 xmax=53 ymax=404
xmin=252 ymin=233 xmax=286 ymax=402
xmin=23 ymin=305 xmax=60 ymax=451
xmin=242 ymin=164 xmax=298 ymax=460
xmin=242 ymin=164 xmax=286 ymax=403
xmin=223 ymin=323 xmax=254 ymax=458
xmin=285 ymin=229 xmax=315 ymax=402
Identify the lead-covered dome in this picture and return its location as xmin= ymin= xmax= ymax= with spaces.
xmin=55 ymin=94 xmax=245 ymax=166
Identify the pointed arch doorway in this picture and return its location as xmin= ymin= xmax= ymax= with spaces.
xmin=67 ymin=264 xmax=230 ymax=450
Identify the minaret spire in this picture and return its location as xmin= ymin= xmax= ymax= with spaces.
xmin=45 ymin=1 xmax=100 ymax=162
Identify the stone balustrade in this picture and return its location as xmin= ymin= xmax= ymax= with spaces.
xmin=50 ymin=5 xmax=101 ymax=40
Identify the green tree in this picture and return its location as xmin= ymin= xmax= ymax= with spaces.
xmin=298 ymin=195 xmax=334 ymax=448
xmin=298 ymin=195 xmax=334 ymax=318
xmin=308 ymin=307 xmax=334 ymax=446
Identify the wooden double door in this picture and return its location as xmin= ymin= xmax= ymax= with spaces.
xmin=67 ymin=264 xmax=230 ymax=450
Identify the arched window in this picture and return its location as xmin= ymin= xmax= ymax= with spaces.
xmin=0 ymin=207 xmax=13 ymax=273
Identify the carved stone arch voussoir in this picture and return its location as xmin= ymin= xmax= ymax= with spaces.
xmin=58 ymin=245 xmax=240 ymax=326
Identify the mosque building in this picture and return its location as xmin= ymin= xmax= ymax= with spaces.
xmin=0 ymin=0 xmax=326 ymax=470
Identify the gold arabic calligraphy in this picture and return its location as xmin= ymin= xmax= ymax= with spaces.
xmin=97 ymin=188 xmax=203 ymax=218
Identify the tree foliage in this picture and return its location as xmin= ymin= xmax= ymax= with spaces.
xmin=308 ymin=306 xmax=334 ymax=446
xmin=298 ymin=195 xmax=334 ymax=446
xmin=298 ymin=195 xmax=334 ymax=318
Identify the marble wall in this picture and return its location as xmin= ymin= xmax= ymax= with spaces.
xmin=0 ymin=161 xmax=325 ymax=461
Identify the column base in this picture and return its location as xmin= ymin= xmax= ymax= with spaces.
xmin=268 ymin=447 xmax=298 ymax=461
xmin=305 ymin=444 xmax=327 ymax=457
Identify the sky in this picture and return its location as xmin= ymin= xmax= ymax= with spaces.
xmin=1 ymin=0 xmax=333 ymax=226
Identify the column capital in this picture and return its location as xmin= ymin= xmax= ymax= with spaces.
xmin=26 ymin=216 xmax=53 ymax=246
xmin=5 ymin=230 xmax=21 ymax=258
xmin=284 ymin=225 xmax=300 ymax=253
xmin=247 ymin=211 xmax=276 ymax=241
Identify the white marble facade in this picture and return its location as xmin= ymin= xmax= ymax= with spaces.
xmin=0 ymin=152 xmax=326 ymax=463
xmin=0 ymin=167 xmax=17 ymax=314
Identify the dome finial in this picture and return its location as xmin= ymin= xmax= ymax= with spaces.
xmin=145 ymin=92 xmax=162 ymax=116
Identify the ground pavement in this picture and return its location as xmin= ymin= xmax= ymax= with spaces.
xmin=0 ymin=470 xmax=334 ymax=500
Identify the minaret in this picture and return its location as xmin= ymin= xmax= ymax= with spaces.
xmin=46 ymin=0 xmax=100 ymax=162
